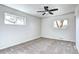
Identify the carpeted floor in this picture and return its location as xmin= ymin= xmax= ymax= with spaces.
xmin=0 ymin=38 xmax=78 ymax=54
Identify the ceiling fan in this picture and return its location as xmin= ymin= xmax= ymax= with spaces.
xmin=37 ymin=6 xmax=58 ymax=15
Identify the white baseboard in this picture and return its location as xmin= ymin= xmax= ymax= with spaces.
xmin=0 ymin=36 xmax=75 ymax=50
xmin=41 ymin=36 xmax=75 ymax=42
xmin=0 ymin=36 xmax=41 ymax=50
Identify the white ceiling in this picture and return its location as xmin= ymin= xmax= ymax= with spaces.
xmin=4 ymin=4 xmax=77 ymax=18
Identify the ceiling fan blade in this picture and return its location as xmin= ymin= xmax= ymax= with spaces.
xmin=37 ymin=11 xmax=45 ymax=12
xmin=44 ymin=6 xmax=49 ymax=11
xmin=42 ymin=13 xmax=46 ymax=15
xmin=49 ymin=11 xmax=53 ymax=15
xmin=49 ymin=9 xmax=58 ymax=11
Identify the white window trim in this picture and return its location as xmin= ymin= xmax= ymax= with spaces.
xmin=4 ymin=13 xmax=26 ymax=25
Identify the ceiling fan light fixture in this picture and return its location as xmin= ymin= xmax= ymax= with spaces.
xmin=37 ymin=6 xmax=58 ymax=15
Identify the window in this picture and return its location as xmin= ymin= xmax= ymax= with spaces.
xmin=4 ymin=13 xmax=26 ymax=25
xmin=54 ymin=20 xmax=68 ymax=29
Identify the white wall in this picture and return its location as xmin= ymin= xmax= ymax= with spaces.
xmin=41 ymin=13 xmax=76 ymax=42
xmin=75 ymin=5 xmax=79 ymax=51
xmin=0 ymin=4 xmax=76 ymax=50
xmin=0 ymin=5 xmax=41 ymax=49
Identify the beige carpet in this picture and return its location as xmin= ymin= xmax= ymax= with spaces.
xmin=0 ymin=38 xmax=78 ymax=54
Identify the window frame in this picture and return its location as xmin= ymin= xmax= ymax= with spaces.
xmin=4 ymin=13 xmax=26 ymax=25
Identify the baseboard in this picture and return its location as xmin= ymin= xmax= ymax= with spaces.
xmin=0 ymin=36 xmax=75 ymax=50
xmin=41 ymin=36 xmax=75 ymax=42
xmin=0 ymin=36 xmax=41 ymax=50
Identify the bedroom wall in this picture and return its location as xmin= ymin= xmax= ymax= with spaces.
xmin=0 ymin=5 xmax=41 ymax=49
xmin=41 ymin=13 xmax=76 ymax=42
xmin=75 ymin=5 xmax=79 ymax=52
